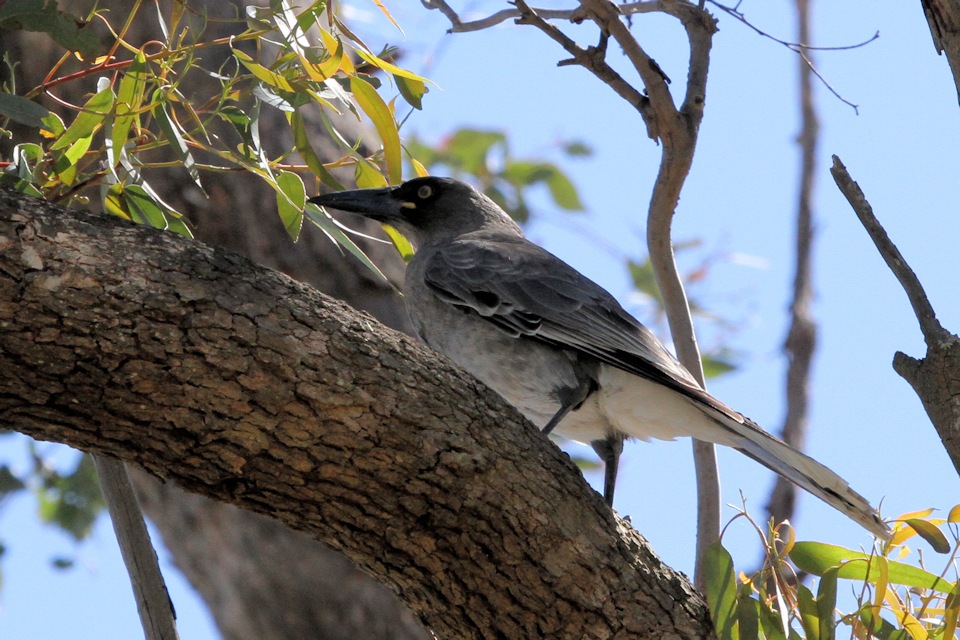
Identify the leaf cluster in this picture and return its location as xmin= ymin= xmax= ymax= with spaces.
xmin=0 ymin=0 xmax=426 ymax=268
xmin=706 ymin=508 xmax=960 ymax=640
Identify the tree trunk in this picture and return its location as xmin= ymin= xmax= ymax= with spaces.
xmin=0 ymin=189 xmax=716 ymax=639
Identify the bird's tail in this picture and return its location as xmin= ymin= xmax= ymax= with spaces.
xmin=713 ymin=412 xmax=890 ymax=540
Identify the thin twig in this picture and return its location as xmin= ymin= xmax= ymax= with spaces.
xmin=709 ymin=1 xmax=879 ymax=51
xmin=829 ymin=156 xmax=943 ymax=344
xmin=93 ymin=455 xmax=179 ymax=640
xmin=422 ymin=0 xmax=661 ymax=33
xmin=796 ymin=49 xmax=860 ymax=114
xmin=708 ymin=0 xmax=874 ymax=113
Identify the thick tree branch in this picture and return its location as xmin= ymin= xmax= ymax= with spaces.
xmin=0 ymin=190 xmax=715 ymax=640
xmin=829 ymin=157 xmax=960 ymax=478
xmin=921 ymin=0 xmax=960 ymax=105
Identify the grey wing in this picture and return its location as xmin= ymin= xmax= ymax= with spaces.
xmin=422 ymin=234 xmax=738 ymax=418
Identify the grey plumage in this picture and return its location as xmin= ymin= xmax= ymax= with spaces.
xmin=309 ymin=176 xmax=890 ymax=540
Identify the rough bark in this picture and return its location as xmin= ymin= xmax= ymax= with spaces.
xmin=0 ymin=190 xmax=716 ymax=639
xmin=921 ymin=0 xmax=960 ymax=105
xmin=2 ymin=2 xmax=431 ymax=636
xmin=893 ymin=345 xmax=960 ymax=476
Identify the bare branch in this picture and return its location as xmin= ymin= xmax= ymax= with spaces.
xmin=829 ymin=156 xmax=942 ymax=343
xmin=766 ymin=0 xmax=819 ymax=540
xmin=93 ymin=456 xmax=179 ymax=640
xmin=579 ymin=0 xmax=676 ymax=123
xmin=574 ymin=0 xmax=721 ymax=589
xmin=829 ymin=156 xmax=960 ymax=484
xmin=510 ymin=0 xmax=657 ymax=136
xmin=422 ymin=0 xmax=662 ymax=33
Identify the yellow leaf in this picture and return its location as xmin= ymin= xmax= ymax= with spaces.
xmin=896 ymin=507 xmax=936 ymax=522
xmin=382 ymin=224 xmax=414 ymax=262
xmin=368 ymin=0 xmax=403 ymax=34
xmin=410 ymin=156 xmax=429 ymax=177
xmin=948 ymin=504 xmax=960 ymax=523
xmin=897 ymin=611 xmax=929 ymax=640
xmin=353 ymin=47 xmax=427 ymax=83
xmin=350 ymin=76 xmax=401 ymax=184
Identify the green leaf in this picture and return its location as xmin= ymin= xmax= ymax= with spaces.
xmin=756 ymin=600 xmax=789 ymax=640
xmin=790 ymin=541 xmax=955 ymax=593
xmin=0 ymin=0 xmax=101 ymax=58
xmin=153 ymin=99 xmax=202 ymax=191
xmin=563 ymin=141 xmax=593 ymax=157
xmin=41 ymin=111 xmax=65 ymax=136
xmin=350 ymin=75 xmax=402 ymax=184
xmin=355 ymin=158 xmax=388 ymax=189
xmin=233 ymin=48 xmax=295 ymax=92
xmin=290 ymin=109 xmax=342 ymax=190
xmin=446 ymin=129 xmax=506 ymax=174
xmin=704 ymin=541 xmax=740 ymax=640
xmin=796 ymin=585 xmax=820 ymax=640
xmin=35 ymin=454 xmax=105 ymax=541
xmin=275 ymin=170 xmax=305 ymax=241
xmin=858 ymin=608 xmax=910 ymax=640
xmin=7 ymin=142 xmax=42 ymax=180
xmin=0 ymin=92 xmax=51 ymax=128
xmin=110 ymin=51 xmax=149 ymax=170
xmin=305 ymin=202 xmax=391 ymax=283
xmin=501 ymin=161 xmax=584 ymax=210
xmin=943 ymin=582 xmax=960 ymax=639
xmin=816 ymin=566 xmax=839 ymax=640
xmin=124 ymin=184 xmax=170 ymax=229
xmin=903 ymin=518 xmax=951 ymax=553
xmin=50 ymin=86 xmax=114 ymax=150
xmin=628 ymin=258 xmax=663 ymax=303
xmin=735 ymin=585 xmax=760 ymax=640
xmin=53 ymin=134 xmax=93 ymax=185
xmin=395 ymin=74 xmax=427 ymax=110
xmin=543 ymin=166 xmax=583 ymax=210
xmin=702 ymin=352 xmax=738 ymax=379
xmin=102 ymin=183 xmax=132 ymax=220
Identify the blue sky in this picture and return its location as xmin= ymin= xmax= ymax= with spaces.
xmin=3 ymin=2 xmax=959 ymax=638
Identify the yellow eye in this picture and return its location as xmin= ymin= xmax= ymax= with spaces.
xmin=417 ymin=185 xmax=433 ymax=199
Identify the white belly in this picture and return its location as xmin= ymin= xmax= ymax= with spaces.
xmin=556 ymin=366 xmax=737 ymax=447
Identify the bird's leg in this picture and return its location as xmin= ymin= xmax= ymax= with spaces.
xmin=541 ymin=376 xmax=597 ymax=436
xmin=590 ymin=435 xmax=624 ymax=506
xmin=540 ymin=402 xmax=573 ymax=436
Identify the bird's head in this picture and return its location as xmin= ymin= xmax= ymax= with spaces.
xmin=308 ymin=177 xmax=522 ymax=249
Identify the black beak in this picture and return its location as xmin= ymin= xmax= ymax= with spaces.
xmin=308 ymin=187 xmax=402 ymax=222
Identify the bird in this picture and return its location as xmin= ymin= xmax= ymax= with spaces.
xmin=308 ymin=176 xmax=890 ymax=539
